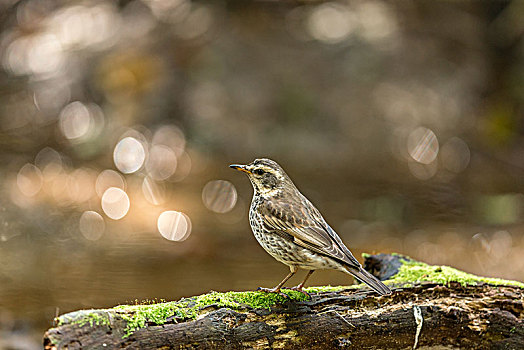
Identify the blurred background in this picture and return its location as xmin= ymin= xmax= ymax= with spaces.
xmin=0 ymin=0 xmax=523 ymax=348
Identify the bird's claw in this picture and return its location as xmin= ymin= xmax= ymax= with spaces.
xmin=256 ymin=287 xmax=290 ymax=299
xmin=288 ymin=286 xmax=312 ymax=297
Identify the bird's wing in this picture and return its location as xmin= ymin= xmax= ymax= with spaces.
xmin=260 ymin=196 xmax=361 ymax=269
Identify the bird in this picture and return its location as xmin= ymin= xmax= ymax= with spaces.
xmin=230 ymin=158 xmax=391 ymax=296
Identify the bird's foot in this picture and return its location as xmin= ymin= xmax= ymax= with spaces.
xmin=256 ymin=287 xmax=289 ymax=298
xmin=288 ymin=285 xmax=311 ymax=297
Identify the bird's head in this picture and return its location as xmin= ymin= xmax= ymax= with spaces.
xmin=230 ymin=158 xmax=293 ymax=197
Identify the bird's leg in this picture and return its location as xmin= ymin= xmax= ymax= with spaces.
xmin=290 ymin=270 xmax=314 ymax=294
xmin=257 ymin=266 xmax=297 ymax=296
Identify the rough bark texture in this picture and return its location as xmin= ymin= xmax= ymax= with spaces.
xmin=43 ymin=255 xmax=524 ymax=350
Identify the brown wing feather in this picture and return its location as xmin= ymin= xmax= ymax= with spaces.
xmin=260 ymin=194 xmax=361 ymax=269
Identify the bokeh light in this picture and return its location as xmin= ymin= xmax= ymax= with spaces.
xmin=471 ymin=233 xmax=491 ymax=255
xmin=157 ymin=210 xmax=191 ymax=241
xmin=33 ymin=82 xmax=71 ymax=113
xmin=174 ymin=5 xmax=213 ymax=40
xmin=171 ymin=150 xmax=192 ymax=182
xmin=35 ymin=147 xmax=63 ymax=180
xmin=48 ymin=4 xmax=119 ymax=50
xmin=101 ymin=187 xmax=130 ymax=220
xmin=490 ymin=230 xmax=513 ymax=260
xmin=408 ymin=160 xmax=438 ymax=180
xmin=202 ymin=180 xmax=237 ymax=213
xmin=145 ymin=0 xmax=191 ymax=23
xmin=142 ymin=176 xmax=166 ymax=205
xmin=407 ymin=127 xmax=439 ymax=164
xmin=16 ymin=164 xmax=43 ymax=197
xmin=30 ymin=33 xmax=64 ymax=76
xmin=58 ymin=101 xmax=92 ymax=140
xmin=79 ymin=211 xmax=105 ymax=241
xmin=152 ymin=124 xmax=186 ymax=156
xmin=146 ymin=145 xmax=177 ymax=181
xmin=113 ymin=137 xmax=146 ymax=174
xmin=4 ymin=33 xmax=65 ymax=77
xmin=356 ymin=1 xmax=398 ymax=45
xmin=95 ymin=169 xmax=126 ymax=197
xmin=49 ymin=173 xmax=70 ymax=203
xmin=67 ymin=168 xmax=96 ymax=202
xmin=307 ymin=3 xmax=355 ymax=44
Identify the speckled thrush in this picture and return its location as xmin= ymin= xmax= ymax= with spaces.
xmin=230 ymin=158 xmax=391 ymax=296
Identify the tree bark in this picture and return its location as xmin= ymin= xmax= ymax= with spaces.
xmin=43 ymin=255 xmax=524 ymax=349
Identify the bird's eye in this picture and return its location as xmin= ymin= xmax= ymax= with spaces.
xmin=254 ymin=169 xmax=264 ymax=176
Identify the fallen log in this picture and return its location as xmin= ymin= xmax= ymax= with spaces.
xmin=43 ymin=254 xmax=524 ymax=349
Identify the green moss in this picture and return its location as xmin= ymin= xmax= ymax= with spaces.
xmin=386 ymin=255 xmax=524 ymax=288
xmin=304 ymin=285 xmax=356 ymax=293
xmin=56 ymin=310 xmax=111 ymax=328
xmin=115 ymin=300 xmax=193 ymax=337
xmin=113 ymin=289 xmax=309 ymax=338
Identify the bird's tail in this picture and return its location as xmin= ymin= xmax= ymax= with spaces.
xmin=344 ymin=266 xmax=391 ymax=296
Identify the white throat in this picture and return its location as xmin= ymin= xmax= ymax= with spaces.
xmin=258 ymin=186 xmax=282 ymax=199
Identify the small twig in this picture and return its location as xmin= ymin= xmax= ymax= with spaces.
xmin=317 ymin=309 xmax=355 ymax=328
xmin=413 ymin=305 xmax=423 ymax=349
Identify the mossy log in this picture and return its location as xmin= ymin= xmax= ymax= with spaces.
xmin=44 ymin=254 xmax=524 ymax=349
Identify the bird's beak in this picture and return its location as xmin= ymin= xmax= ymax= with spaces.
xmin=229 ymin=164 xmax=251 ymax=174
